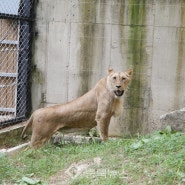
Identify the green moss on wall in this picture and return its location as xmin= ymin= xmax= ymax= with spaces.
xmin=127 ymin=0 xmax=147 ymax=134
xmin=175 ymin=1 xmax=185 ymax=108
xmin=77 ymin=0 xmax=148 ymax=134
xmin=78 ymin=2 xmax=97 ymax=96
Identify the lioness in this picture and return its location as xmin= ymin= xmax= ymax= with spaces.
xmin=22 ymin=69 xmax=133 ymax=148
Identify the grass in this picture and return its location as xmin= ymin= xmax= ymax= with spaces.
xmin=0 ymin=128 xmax=185 ymax=185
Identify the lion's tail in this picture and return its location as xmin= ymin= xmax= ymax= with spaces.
xmin=21 ymin=115 xmax=33 ymax=139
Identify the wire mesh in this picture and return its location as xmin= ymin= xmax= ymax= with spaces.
xmin=0 ymin=0 xmax=35 ymax=128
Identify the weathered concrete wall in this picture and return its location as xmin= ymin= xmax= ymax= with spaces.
xmin=32 ymin=0 xmax=185 ymax=136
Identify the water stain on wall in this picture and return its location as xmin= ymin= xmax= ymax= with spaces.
xmin=77 ymin=1 xmax=108 ymax=96
xmin=175 ymin=1 xmax=185 ymax=109
xmin=126 ymin=0 xmax=147 ymax=134
xmin=78 ymin=2 xmax=97 ymax=96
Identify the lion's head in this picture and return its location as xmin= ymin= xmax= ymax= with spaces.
xmin=107 ymin=68 xmax=133 ymax=98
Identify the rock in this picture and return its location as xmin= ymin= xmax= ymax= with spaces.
xmin=51 ymin=132 xmax=102 ymax=145
xmin=160 ymin=108 xmax=185 ymax=131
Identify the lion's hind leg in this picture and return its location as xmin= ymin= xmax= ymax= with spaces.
xmin=30 ymin=122 xmax=64 ymax=148
xmin=30 ymin=131 xmax=51 ymax=148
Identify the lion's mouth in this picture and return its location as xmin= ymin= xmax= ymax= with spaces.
xmin=114 ymin=90 xmax=124 ymax=97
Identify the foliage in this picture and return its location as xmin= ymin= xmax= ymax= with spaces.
xmin=0 ymin=128 xmax=184 ymax=184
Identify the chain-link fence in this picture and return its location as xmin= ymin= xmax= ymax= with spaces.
xmin=0 ymin=0 xmax=35 ymax=128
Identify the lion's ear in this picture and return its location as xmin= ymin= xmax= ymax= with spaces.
xmin=126 ymin=69 xmax=133 ymax=76
xmin=108 ymin=68 xmax=113 ymax=74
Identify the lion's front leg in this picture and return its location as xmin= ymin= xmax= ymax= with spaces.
xmin=95 ymin=113 xmax=111 ymax=142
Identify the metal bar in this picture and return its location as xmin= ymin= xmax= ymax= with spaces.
xmin=0 ymin=40 xmax=18 ymax=45
xmin=0 ymin=13 xmax=34 ymax=22
xmin=0 ymin=107 xmax=16 ymax=112
xmin=0 ymin=73 xmax=17 ymax=78
xmin=0 ymin=83 xmax=16 ymax=88
xmin=14 ymin=20 xmax=20 ymax=118
xmin=0 ymin=116 xmax=27 ymax=129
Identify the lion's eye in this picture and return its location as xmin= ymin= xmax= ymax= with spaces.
xmin=113 ymin=76 xmax=116 ymax=80
xmin=122 ymin=77 xmax=126 ymax=80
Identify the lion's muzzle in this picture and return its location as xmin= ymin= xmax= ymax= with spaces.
xmin=114 ymin=90 xmax=124 ymax=97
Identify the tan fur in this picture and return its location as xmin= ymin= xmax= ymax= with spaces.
xmin=21 ymin=69 xmax=133 ymax=148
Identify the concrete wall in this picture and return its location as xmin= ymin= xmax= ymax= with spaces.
xmin=32 ymin=0 xmax=185 ymax=136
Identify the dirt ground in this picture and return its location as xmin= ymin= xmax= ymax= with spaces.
xmin=49 ymin=157 xmax=102 ymax=185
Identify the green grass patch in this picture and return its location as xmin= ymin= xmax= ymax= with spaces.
xmin=0 ymin=129 xmax=185 ymax=185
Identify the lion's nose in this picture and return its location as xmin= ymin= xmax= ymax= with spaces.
xmin=116 ymin=85 xmax=121 ymax=88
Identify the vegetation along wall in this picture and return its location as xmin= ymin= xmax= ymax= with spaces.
xmin=32 ymin=0 xmax=185 ymax=136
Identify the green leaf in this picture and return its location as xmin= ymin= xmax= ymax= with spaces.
xmin=141 ymin=138 xmax=150 ymax=143
xmin=130 ymin=141 xmax=143 ymax=150
xmin=26 ymin=173 xmax=34 ymax=178
xmin=0 ymin=152 xmax=6 ymax=158
xmin=177 ymin=171 xmax=185 ymax=178
xmin=165 ymin=126 xmax=172 ymax=134
xmin=22 ymin=177 xmax=39 ymax=185
xmin=19 ymin=182 xmax=28 ymax=185
xmin=151 ymin=134 xmax=162 ymax=140
xmin=160 ymin=126 xmax=172 ymax=135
